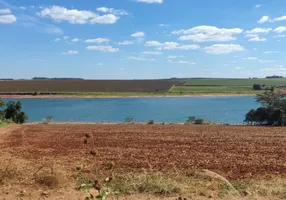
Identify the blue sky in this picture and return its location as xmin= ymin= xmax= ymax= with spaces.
xmin=0 ymin=0 xmax=286 ymax=79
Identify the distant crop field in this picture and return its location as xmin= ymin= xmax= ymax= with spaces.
xmin=169 ymin=86 xmax=261 ymax=95
xmin=184 ymin=78 xmax=286 ymax=86
xmin=0 ymin=80 xmax=177 ymax=93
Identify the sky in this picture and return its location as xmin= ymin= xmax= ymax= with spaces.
xmin=0 ymin=0 xmax=286 ymax=79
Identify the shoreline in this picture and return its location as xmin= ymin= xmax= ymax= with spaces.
xmin=0 ymin=93 xmax=256 ymax=99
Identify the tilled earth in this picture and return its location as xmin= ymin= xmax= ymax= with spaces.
xmin=1 ymin=123 xmax=286 ymax=179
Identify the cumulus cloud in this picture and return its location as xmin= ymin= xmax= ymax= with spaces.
xmin=136 ymin=0 xmax=163 ymax=3
xmin=54 ymin=38 xmax=61 ymax=42
xmin=62 ymin=50 xmax=79 ymax=55
xmin=117 ymin=40 xmax=134 ymax=45
xmin=145 ymin=41 xmax=200 ymax=50
xmin=273 ymin=26 xmax=286 ymax=33
xmin=72 ymin=38 xmax=80 ymax=42
xmin=168 ymin=60 xmax=196 ymax=65
xmin=0 ymin=14 xmax=16 ymax=24
xmin=142 ymin=51 xmax=163 ymax=55
xmin=259 ymin=60 xmax=276 ymax=63
xmin=86 ymin=45 xmax=119 ymax=52
xmin=131 ymin=32 xmax=145 ymax=37
xmin=167 ymin=55 xmax=185 ymax=59
xmin=37 ymin=6 xmax=119 ymax=24
xmin=96 ymin=7 xmax=128 ymax=16
xmin=264 ymin=51 xmax=279 ymax=54
xmin=243 ymin=57 xmax=258 ymax=60
xmin=256 ymin=4 xmax=262 ymax=8
xmin=128 ymin=56 xmax=155 ymax=61
xmin=248 ymin=36 xmax=266 ymax=42
xmin=159 ymin=24 xmax=170 ymax=27
xmin=204 ymin=44 xmax=245 ymax=54
xmin=84 ymin=38 xmax=110 ymax=43
xmin=245 ymin=28 xmax=272 ymax=34
xmin=172 ymin=26 xmax=243 ymax=42
xmin=0 ymin=8 xmax=11 ymax=14
xmin=258 ymin=16 xmax=270 ymax=23
xmin=258 ymin=15 xmax=286 ymax=23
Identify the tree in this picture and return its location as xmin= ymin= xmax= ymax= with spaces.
xmin=0 ymin=99 xmax=4 ymax=120
xmin=244 ymin=91 xmax=286 ymax=126
xmin=253 ymin=84 xmax=262 ymax=90
xmin=4 ymin=101 xmax=28 ymax=124
xmin=0 ymin=99 xmax=4 ymax=108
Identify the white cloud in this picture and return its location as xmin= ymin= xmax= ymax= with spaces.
xmin=243 ymin=57 xmax=258 ymax=60
xmin=84 ymin=38 xmax=110 ymax=43
xmin=256 ymin=4 xmax=262 ymax=8
xmin=136 ymin=0 xmax=163 ymax=3
xmin=272 ymin=16 xmax=286 ymax=22
xmin=167 ymin=55 xmax=185 ymax=59
xmin=259 ymin=60 xmax=276 ymax=63
xmin=72 ymin=38 xmax=80 ymax=42
xmin=19 ymin=7 xmax=27 ymax=10
xmin=62 ymin=50 xmax=79 ymax=55
xmin=273 ymin=26 xmax=286 ymax=33
xmin=44 ymin=25 xmax=63 ymax=34
xmin=128 ymin=56 xmax=155 ymax=61
xmin=245 ymin=28 xmax=272 ymax=34
xmin=0 ymin=14 xmax=16 ymax=24
xmin=258 ymin=15 xmax=286 ymax=23
xmin=117 ymin=40 xmax=134 ymax=45
xmin=234 ymin=67 xmax=244 ymax=70
xmin=248 ymin=36 xmax=266 ymax=42
xmin=275 ymin=34 xmax=286 ymax=38
xmin=258 ymin=16 xmax=270 ymax=23
xmin=145 ymin=41 xmax=200 ymax=50
xmin=204 ymin=44 xmax=245 ymax=54
xmin=37 ymin=6 xmax=119 ymax=24
xmin=142 ymin=51 xmax=163 ymax=55
xmin=159 ymin=24 xmax=170 ymax=27
xmin=168 ymin=60 xmax=196 ymax=65
xmin=86 ymin=45 xmax=119 ymax=52
xmin=54 ymin=38 xmax=61 ymax=42
xmin=96 ymin=7 xmax=128 ymax=16
xmin=131 ymin=32 xmax=145 ymax=37
xmin=96 ymin=63 xmax=103 ymax=66
xmin=63 ymin=36 xmax=69 ymax=40
xmin=172 ymin=26 xmax=243 ymax=42
xmin=0 ymin=8 xmax=11 ymax=14
xmin=264 ymin=51 xmax=279 ymax=54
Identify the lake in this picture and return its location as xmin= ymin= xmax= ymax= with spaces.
xmin=4 ymin=96 xmax=258 ymax=124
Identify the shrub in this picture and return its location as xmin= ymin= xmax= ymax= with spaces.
xmin=147 ymin=120 xmax=155 ymax=125
xmin=43 ymin=116 xmax=53 ymax=124
xmin=186 ymin=116 xmax=196 ymax=123
xmin=194 ymin=118 xmax=204 ymax=124
xmin=124 ymin=116 xmax=133 ymax=123
xmin=253 ymin=84 xmax=262 ymax=90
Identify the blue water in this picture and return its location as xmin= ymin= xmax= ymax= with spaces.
xmin=4 ymin=97 xmax=258 ymax=124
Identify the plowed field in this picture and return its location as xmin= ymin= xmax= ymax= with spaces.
xmin=1 ymin=124 xmax=286 ymax=179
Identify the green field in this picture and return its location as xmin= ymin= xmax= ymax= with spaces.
xmin=169 ymin=86 xmax=262 ymax=95
xmin=184 ymin=78 xmax=286 ymax=86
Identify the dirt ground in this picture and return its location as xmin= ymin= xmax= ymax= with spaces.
xmin=1 ymin=123 xmax=286 ymax=200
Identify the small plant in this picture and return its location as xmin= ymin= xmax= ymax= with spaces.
xmin=43 ymin=116 xmax=53 ymax=124
xmin=194 ymin=118 xmax=204 ymax=124
xmin=147 ymin=120 xmax=155 ymax=125
xmin=186 ymin=116 xmax=205 ymax=124
xmin=186 ymin=116 xmax=196 ymax=124
xmin=124 ymin=116 xmax=133 ymax=123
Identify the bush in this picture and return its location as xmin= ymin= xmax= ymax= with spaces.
xmin=186 ymin=116 xmax=205 ymax=124
xmin=194 ymin=118 xmax=204 ymax=124
xmin=124 ymin=117 xmax=133 ymax=123
xmin=147 ymin=120 xmax=155 ymax=125
xmin=253 ymin=84 xmax=262 ymax=90
xmin=43 ymin=116 xmax=53 ymax=124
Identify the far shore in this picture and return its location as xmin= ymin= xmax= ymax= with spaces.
xmin=0 ymin=93 xmax=256 ymax=99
